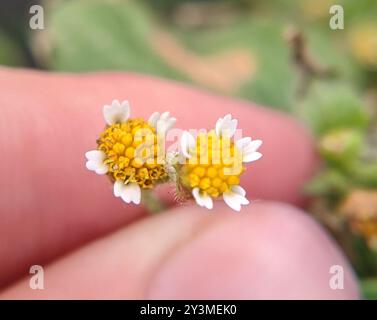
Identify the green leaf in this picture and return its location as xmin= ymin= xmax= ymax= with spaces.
xmin=304 ymin=169 xmax=349 ymax=197
xmin=175 ymin=18 xmax=298 ymax=111
xmin=42 ymin=0 xmax=298 ymax=111
xmin=0 ymin=29 xmax=26 ymax=67
xmin=352 ymin=163 xmax=377 ymax=188
xmin=298 ymin=81 xmax=369 ymax=136
xmin=362 ymin=278 xmax=377 ymax=300
xmin=352 ymin=237 xmax=377 ymax=277
xmin=318 ymin=128 xmax=364 ymax=170
xmin=40 ymin=0 xmax=185 ymax=79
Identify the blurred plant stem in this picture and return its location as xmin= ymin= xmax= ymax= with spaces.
xmin=142 ymin=190 xmax=166 ymax=214
xmin=285 ymin=27 xmax=337 ymax=98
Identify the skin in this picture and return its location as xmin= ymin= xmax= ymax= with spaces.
xmin=0 ymin=67 xmax=359 ymax=299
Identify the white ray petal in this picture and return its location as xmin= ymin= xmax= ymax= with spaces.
xmin=151 ymin=111 xmax=176 ymax=135
xmin=215 ymin=117 xmax=224 ymax=136
xmin=85 ymin=150 xmax=108 ymax=175
xmin=235 ymin=138 xmax=263 ymax=162
xmin=85 ymin=150 xmax=105 ymax=162
xmin=130 ymin=183 xmax=141 ymax=204
xmin=114 ymin=180 xmax=125 ymax=197
xmin=202 ymin=195 xmax=213 ymax=210
xmin=192 ymin=188 xmax=213 ymax=209
xmin=243 ymin=151 xmax=263 ymax=163
xmin=223 ymin=114 xmax=231 ymax=121
xmin=192 ymin=188 xmax=204 ymax=206
xmin=223 ymin=191 xmax=249 ymax=212
xmin=103 ymin=100 xmax=130 ymax=125
xmin=229 ymin=120 xmax=238 ymax=136
xmin=237 ymin=194 xmax=249 ymax=205
xmin=231 ymin=185 xmax=246 ymax=197
xmin=235 ymin=137 xmax=252 ymax=150
xmin=119 ymin=183 xmax=141 ymax=204
xmin=156 ymin=118 xmax=175 ymax=134
xmin=85 ymin=161 xmax=98 ymax=171
xmin=180 ymin=131 xmax=196 ymax=158
xmin=223 ymin=192 xmax=241 ymax=212
xmin=94 ymin=165 xmax=109 ymax=175
xmin=215 ymin=114 xmax=238 ymax=138
xmin=120 ymin=190 xmax=132 ymax=203
xmin=156 ymin=119 xmax=165 ymax=133
xmin=148 ymin=112 xmax=160 ymax=127
xmin=165 ymin=117 xmax=177 ymax=131
xmin=244 ymin=140 xmax=263 ymax=154
xmin=160 ymin=111 xmax=170 ymax=120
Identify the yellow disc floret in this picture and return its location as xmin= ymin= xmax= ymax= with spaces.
xmin=97 ymin=118 xmax=167 ymax=188
xmin=179 ymin=130 xmax=245 ymax=198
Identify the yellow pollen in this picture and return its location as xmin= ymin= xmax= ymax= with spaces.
xmin=125 ymin=147 xmax=135 ymax=159
xmin=193 ymin=166 xmax=206 ymax=178
xmin=98 ymin=118 xmax=167 ymax=188
xmin=206 ymin=167 xmax=217 ymax=178
xmin=199 ymin=177 xmax=211 ymax=190
xmin=180 ymin=130 xmax=245 ymax=198
xmin=121 ymin=133 xmax=133 ymax=147
xmin=113 ymin=143 xmax=125 ymax=155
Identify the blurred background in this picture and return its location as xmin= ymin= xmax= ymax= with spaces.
xmin=1 ymin=0 xmax=376 ymax=298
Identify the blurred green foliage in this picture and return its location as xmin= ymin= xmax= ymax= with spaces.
xmin=20 ymin=0 xmax=376 ymax=113
xmin=299 ymin=82 xmax=369 ymax=136
xmin=174 ymin=18 xmax=297 ymax=110
xmin=45 ymin=0 xmax=186 ymax=80
xmin=362 ymin=278 xmax=377 ymax=299
xmin=0 ymin=29 xmax=25 ymax=66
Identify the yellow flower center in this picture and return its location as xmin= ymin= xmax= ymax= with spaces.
xmin=179 ymin=131 xmax=245 ymax=198
xmin=97 ymin=118 xmax=167 ymax=188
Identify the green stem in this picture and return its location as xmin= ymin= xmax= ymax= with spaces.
xmin=141 ymin=190 xmax=166 ymax=214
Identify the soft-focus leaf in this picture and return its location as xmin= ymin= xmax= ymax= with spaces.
xmin=0 ymin=29 xmax=25 ymax=67
xmin=40 ymin=0 xmax=298 ymax=110
xmin=318 ymin=128 xmax=363 ymax=170
xmin=298 ymin=81 xmax=369 ymax=136
xmin=304 ymin=169 xmax=349 ymax=197
xmin=353 ymin=163 xmax=377 ymax=188
xmin=39 ymin=0 xmax=185 ymax=79
xmin=175 ymin=18 xmax=298 ymax=110
xmin=362 ymin=278 xmax=377 ymax=299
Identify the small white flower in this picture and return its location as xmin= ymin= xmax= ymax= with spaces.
xmin=215 ymin=114 xmax=238 ymax=138
xmin=177 ymin=114 xmax=262 ymax=212
xmin=103 ymin=100 xmax=130 ymax=125
xmin=85 ymin=150 xmax=108 ymax=175
xmin=86 ymin=100 xmax=177 ymax=207
xmin=235 ymin=137 xmax=263 ymax=163
xmin=223 ymin=186 xmax=249 ymax=212
xmin=148 ymin=111 xmax=176 ymax=135
xmin=113 ymin=181 xmax=141 ymax=205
